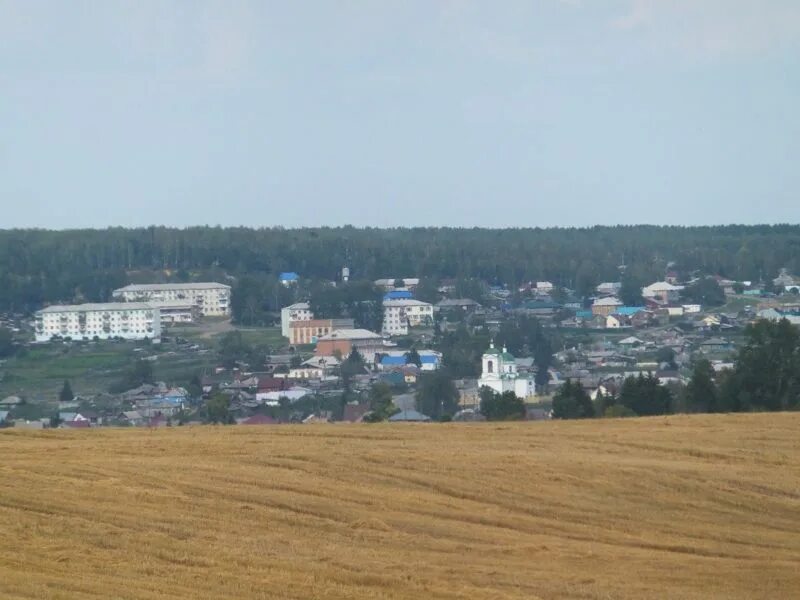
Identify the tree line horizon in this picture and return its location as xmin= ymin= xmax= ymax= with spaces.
xmin=1 ymin=224 xmax=800 ymax=313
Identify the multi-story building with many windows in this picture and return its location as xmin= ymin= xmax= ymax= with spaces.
xmin=34 ymin=303 xmax=161 ymax=342
xmin=147 ymin=300 xmax=199 ymax=325
xmin=112 ymin=283 xmax=231 ymax=317
xmin=281 ymin=302 xmax=313 ymax=337
xmin=382 ymin=299 xmax=434 ymax=336
xmin=288 ymin=318 xmax=355 ymax=346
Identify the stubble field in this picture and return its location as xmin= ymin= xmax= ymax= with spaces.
xmin=1 ymin=414 xmax=799 ymax=599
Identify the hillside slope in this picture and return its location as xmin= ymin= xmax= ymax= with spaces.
xmin=1 ymin=414 xmax=799 ymax=599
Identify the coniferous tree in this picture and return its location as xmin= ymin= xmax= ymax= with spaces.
xmin=685 ymin=359 xmax=719 ymax=412
xmin=59 ymin=380 xmax=74 ymax=403
xmin=618 ymin=373 xmax=672 ymax=416
xmin=552 ymin=380 xmax=594 ymax=419
xmin=405 ymin=348 xmax=422 ymax=367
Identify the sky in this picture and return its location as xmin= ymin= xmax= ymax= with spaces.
xmin=1 ymin=0 xmax=799 ymax=229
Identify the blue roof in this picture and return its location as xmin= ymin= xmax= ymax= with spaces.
xmin=616 ymin=306 xmax=645 ymax=316
xmin=381 ymin=356 xmax=406 ymax=366
xmin=279 ymin=272 xmax=299 ymax=281
xmin=384 ymin=290 xmax=413 ymax=300
xmin=420 ymin=355 xmax=438 ymax=364
xmin=576 ymin=310 xmax=593 ymax=319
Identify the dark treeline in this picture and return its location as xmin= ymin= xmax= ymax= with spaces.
xmin=2 ymin=225 xmax=800 ymax=312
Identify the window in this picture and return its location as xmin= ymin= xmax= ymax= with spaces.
xmin=487 ymin=360 xmax=494 ymax=373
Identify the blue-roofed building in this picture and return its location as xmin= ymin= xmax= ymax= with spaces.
xmin=279 ymin=272 xmax=299 ymax=286
xmin=420 ymin=355 xmax=438 ymax=367
xmin=616 ymin=306 xmax=645 ymax=316
xmin=576 ymin=310 xmax=593 ymax=320
xmin=379 ymin=350 xmax=441 ymax=371
xmin=380 ymin=355 xmax=406 ymax=367
xmin=384 ymin=290 xmax=413 ymax=300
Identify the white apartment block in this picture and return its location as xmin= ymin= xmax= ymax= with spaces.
xmin=382 ymin=299 xmax=434 ymax=336
xmin=147 ymin=300 xmax=199 ymax=325
xmin=112 ymin=283 xmax=231 ymax=317
xmin=281 ymin=302 xmax=313 ymax=337
xmin=34 ymin=303 xmax=161 ymax=343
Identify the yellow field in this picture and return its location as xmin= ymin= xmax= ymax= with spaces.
xmin=1 ymin=414 xmax=799 ymax=600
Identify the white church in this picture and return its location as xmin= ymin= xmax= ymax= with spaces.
xmin=478 ymin=342 xmax=536 ymax=400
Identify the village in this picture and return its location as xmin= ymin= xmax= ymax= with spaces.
xmin=1 ymin=267 xmax=800 ymax=429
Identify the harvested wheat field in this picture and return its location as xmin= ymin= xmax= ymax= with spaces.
xmin=1 ymin=414 xmax=799 ymax=600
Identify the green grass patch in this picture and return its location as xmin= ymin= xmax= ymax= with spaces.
xmin=0 ymin=342 xmax=216 ymax=401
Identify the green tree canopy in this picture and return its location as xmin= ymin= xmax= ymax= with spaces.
xmin=685 ymin=358 xmax=719 ymax=413
xmin=479 ymin=387 xmax=526 ymax=421
xmin=552 ymin=380 xmax=594 ymax=419
xmin=219 ymin=331 xmax=253 ymax=369
xmin=618 ymin=373 xmax=673 ymax=416
xmin=619 ymin=273 xmax=644 ymax=306
xmin=363 ymin=382 xmax=398 ymax=422
xmin=415 ymin=371 xmax=459 ymax=420
xmin=721 ymin=319 xmax=800 ymax=411
xmin=58 ymin=380 xmax=74 ymax=403
xmin=112 ymin=358 xmax=155 ymax=392
xmin=206 ymin=393 xmax=232 ymax=424
xmin=684 ymin=277 xmax=726 ymax=307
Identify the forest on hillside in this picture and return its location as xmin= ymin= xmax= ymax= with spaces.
xmin=1 ymin=225 xmax=799 ymax=313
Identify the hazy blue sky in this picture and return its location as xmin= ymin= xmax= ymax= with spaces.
xmin=2 ymin=1 xmax=799 ymax=228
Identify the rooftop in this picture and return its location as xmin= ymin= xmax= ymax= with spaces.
xmin=643 ymin=281 xmax=683 ymax=292
xmin=383 ymin=299 xmax=432 ymax=307
xmin=593 ymin=297 xmax=623 ymax=306
xmin=146 ymin=299 xmax=197 ymax=308
xmin=388 ymin=409 xmax=431 ymax=422
xmin=317 ymin=329 xmax=384 ymax=341
xmin=38 ymin=302 xmax=156 ymax=314
xmin=436 ymin=298 xmax=480 ymax=307
xmin=114 ymin=282 xmax=230 ymax=292
xmin=285 ymin=302 xmax=310 ymax=310
xmin=484 ymin=343 xmax=515 ymax=361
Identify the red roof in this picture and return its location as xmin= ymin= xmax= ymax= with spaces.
xmin=257 ymin=377 xmax=289 ymax=392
